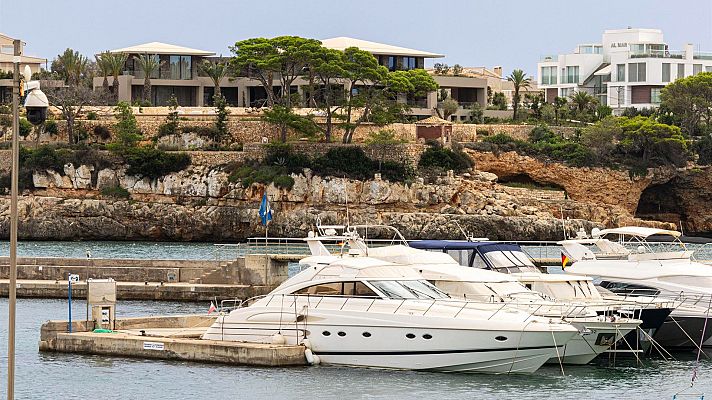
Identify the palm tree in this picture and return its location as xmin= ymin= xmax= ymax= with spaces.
xmin=570 ymin=90 xmax=598 ymax=114
xmin=199 ymin=59 xmax=228 ymax=100
xmin=55 ymin=48 xmax=89 ymax=86
xmin=507 ymin=69 xmax=531 ymax=121
xmin=107 ymin=52 xmax=128 ymax=103
xmin=95 ymin=51 xmax=111 ymax=92
xmin=133 ymin=53 xmax=163 ymax=104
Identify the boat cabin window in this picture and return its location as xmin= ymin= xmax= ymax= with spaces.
xmin=370 ymin=280 xmax=449 ymax=300
xmin=599 ymin=281 xmax=661 ymax=296
xmin=293 ymin=281 xmax=379 ymax=297
xmin=482 ymin=250 xmax=539 ymax=273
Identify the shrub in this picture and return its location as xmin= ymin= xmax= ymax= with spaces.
xmin=483 ymin=133 xmax=517 ymax=145
xmin=228 ymin=165 xmax=255 ymax=183
xmin=214 ymin=94 xmax=230 ymax=142
xmin=19 ymin=118 xmax=33 ymax=137
xmin=418 ymin=146 xmax=472 ymax=173
xmin=44 ymin=119 xmax=58 ymax=135
xmin=121 ymin=147 xmax=191 ymax=178
xmin=264 ymin=143 xmax=311 ymax=173
xmin=112 ymin=101 xmax=142 ymax=148
xmin=86 ymin=111 xmax=98 ymax=120
xmin=100 ymin=186 xmax=130 ymax=199
xmin=158 ymin=95 xmax=180 ymax=138
xmin=272 ymin=175 xmax=295 ymax=190
xmin=311 ymin=147 xmax=375 ymax=180
xmin=93 ymin=125 xmax=112 ymax=141
xmin=695 ymin=135 xmax=712 ymax=165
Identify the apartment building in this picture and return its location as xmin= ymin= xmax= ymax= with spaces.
xmin=537 ymin=28 xmax=712 ymax=110
xmin=93 ymin=37 xmax=487 ymax=120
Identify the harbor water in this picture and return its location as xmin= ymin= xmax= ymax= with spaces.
xmin=1 ymin=241 xmax=712 ymax=399
xmin=0 ymin=298 xmax=710 ymax=399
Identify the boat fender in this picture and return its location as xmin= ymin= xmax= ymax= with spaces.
xmin=271 ymin=333 xmax=286 ymax=345
xmin=305 ymin=348 xmax=315 ymax=365
xmin=311 ymin=353 xmax=321 ymax=365
xmin=302 ymin=338 xmax=312 ymax=350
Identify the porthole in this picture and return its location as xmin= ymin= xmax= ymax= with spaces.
xmin=322 ymin=331 xmax=331 ymax=336
xmin=406 ymin=333 xmax=416 ymax=339
xmin=337 ymin=331 xmax=346 ymax=337
xmin=362 ymin=332 xmax=372 ymax=338
xmin=495 ymin=336 xmax=508 ymax=342
xmin=423 ymin=334 xmax=433 ymax=340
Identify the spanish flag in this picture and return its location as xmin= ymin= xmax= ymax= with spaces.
xmin=561 ymin=252 xmax=571 ymax=269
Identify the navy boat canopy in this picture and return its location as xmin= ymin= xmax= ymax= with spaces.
xmin=408 ymin=240 xmax=524 ymax=254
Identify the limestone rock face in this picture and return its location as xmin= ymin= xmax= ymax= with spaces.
xmin=1 ymin=150 xmax=690 ymax=241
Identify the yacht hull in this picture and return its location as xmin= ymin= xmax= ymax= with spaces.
xmin=654 ymin=314 xmax=712 ymax=349
xmin=203 ymin=305 xmax=577 ymax=374
xmin=546 ymin=320 xmax=639 ymax=365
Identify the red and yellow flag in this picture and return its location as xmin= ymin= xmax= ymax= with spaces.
xmin=561 ymin=252 xmax=571 ymax=269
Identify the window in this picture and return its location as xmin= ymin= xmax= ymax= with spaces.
xmin=180 ymin=56 xmax=192 ymax=79
xmin=694 ymin=64 xmax=703 ymax=75
xmin=617 ymin=64 xmax=625 ymax=82
xmin=707 ymin=66 xmax=712 ymax=72
xmin=387 ymin=56 xmax=396 ymax=71
xmin=599 ymin=281 xmax=660 ymax=296
xmin=401 ymin=57 xmax=416 ymax=70
xmin=651 ymin=88 xmax=661 ymax=104
xmin=540 ymin=66 xmax=557 ymax=85
xmin=565 ymin=66 xmax=579 ymax=84
xmin=628 ymin=63 xmax=646 ymax=82
xmin=169 ymin=55 xmax=181 ymax=79
xmin=662 ymin=63 xmax=670 ymax=82
xmin=561 ymin=87 xmax=573 ymax=98
xmin=293 ymin=281 xmax=378 ymax=297
xmin=369 ymin=280 xmax=449 ymax=300
xmin=678 ymin=63 xmax=686 ymax=79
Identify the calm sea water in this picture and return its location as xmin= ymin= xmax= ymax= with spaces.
xmin=3 ymin=241 xmax=712 ymax=262
xmin=0 ymin=298 xmax=710 ymax=400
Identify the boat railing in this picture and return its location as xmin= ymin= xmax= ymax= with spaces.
xmin=251 ymin=294 xmax=638 ymax=324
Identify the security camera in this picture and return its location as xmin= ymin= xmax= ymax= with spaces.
xmin=24 ymin=85 xmax=48 ymax=125
xmin=23 ymin=65 xmax=49 ymax=126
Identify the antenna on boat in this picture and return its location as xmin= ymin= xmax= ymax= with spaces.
xmin=560 ymin=206 xmax=567 ymax=240
xmin=344 ymin=176 xmax=351 ymax=227
xmin=454 ymin=220 xmax=469 ymax=240
xmin=679 ymin=220 xmax=685 ymax=236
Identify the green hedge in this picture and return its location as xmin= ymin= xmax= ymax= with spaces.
xmin=120 ymin=147 xmax=191 ymax=179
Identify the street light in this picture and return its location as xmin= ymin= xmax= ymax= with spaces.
xmin=7 ymin=37 xmax=48 ymax=400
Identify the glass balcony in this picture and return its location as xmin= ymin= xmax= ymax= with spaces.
xmin=630 ymin=50 xmax=684 ymax=59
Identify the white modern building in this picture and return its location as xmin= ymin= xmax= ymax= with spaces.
xmin=538 ymin=28 xmax=712 ymax=110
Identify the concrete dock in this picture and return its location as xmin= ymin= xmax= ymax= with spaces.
xmin=0 ymin=254 xmax=290 ymax=301
xmin=39 ymin=315 xmax=307 ymax=367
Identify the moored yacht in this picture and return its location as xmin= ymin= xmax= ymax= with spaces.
xmin=202 ymin=256 xmax=579 ymax=373
xmin=407 ymin=239 xmax=672 ymax=354
xmin=560 ymin=227 xmax=712 ymax=348
xmin=303 ymin=232 xmax=642 ymax=365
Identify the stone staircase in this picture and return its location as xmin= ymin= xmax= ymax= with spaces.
xmin=189 ymin=259 xmax=243 ymax=285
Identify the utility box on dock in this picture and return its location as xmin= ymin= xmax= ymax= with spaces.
xmin=87 ymin=279 xmax=117 ymax=330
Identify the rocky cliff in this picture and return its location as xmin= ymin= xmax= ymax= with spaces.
xmin=0 ymin=148 xmax=677 ymax=241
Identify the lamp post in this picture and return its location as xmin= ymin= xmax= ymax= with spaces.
xmin=7 ymin=38 xmax=21 ymax=400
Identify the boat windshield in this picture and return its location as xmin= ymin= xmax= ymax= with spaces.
xmin=370 ymin=280 xmax=450 ymax=300
xmin=483 ymin=250 xmax=539 ymax=274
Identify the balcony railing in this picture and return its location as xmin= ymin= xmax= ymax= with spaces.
xmin=630 ymin=50 xmax=685 ymax=59
xmin=694 ymin=52 xmax=712 ymax=60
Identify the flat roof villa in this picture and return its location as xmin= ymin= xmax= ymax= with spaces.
xmin=538 ymin=28 xmax=712 ymax=111
xmin=93 ymin=37 xmax=487 ymax=121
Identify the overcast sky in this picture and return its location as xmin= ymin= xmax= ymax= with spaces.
xmin=2 ymin=0 xmax=711 ymax=77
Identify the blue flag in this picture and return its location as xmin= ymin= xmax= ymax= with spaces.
xmin=259 ymin=193 xmax=272 ymax=225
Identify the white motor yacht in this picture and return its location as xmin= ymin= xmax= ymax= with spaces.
xmin=406 ymin=239 xmax=672 ymax=355
xmin=560 ymin=227 xmax=712 ymax=348
xmin=303 ymin=232 xmax=641 ymax=365
xmin=202 ymin=256 xmax=578 ymax=373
